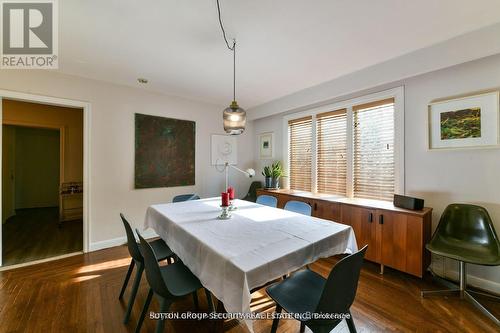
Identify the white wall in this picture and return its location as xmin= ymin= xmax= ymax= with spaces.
xmin=249 ymin=22 xmax=500 ymax=120
xmin=252 ymin=53 xmax=500 ymax=293
xmin=0 ymin=71 xmax=254 ymax=250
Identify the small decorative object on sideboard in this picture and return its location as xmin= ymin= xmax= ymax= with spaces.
xmin=262 ymin=161 xmax=284 ymax=189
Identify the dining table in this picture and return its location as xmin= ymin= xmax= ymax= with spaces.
xmin=145 ymin=197 xmax=357 ymax=332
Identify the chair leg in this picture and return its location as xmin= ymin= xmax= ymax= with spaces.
xmin=135 ymin=288 xmax=154 ymax=333
xmin=421 ymin=260 xmax=465 ymax=298
xmin=421 ymin=289 xmax=461 ymax=298
xmin=192 ymin=291 xmax=199 ymax=311
xmin=119 ymin=259 xmax=135 ymax=300
xmin=271 ymin=305 xmax=282 ymax=333
xmin=124 ymin=262 xmax=144 ymax=324
xmin=464 ymin=290 xmax=500 ymax=326
xmin=420 ymin=261 xmax=500 ymax=326
xmin=300 ymin=321 xmax=306 ymax=333
xmin=205 ymin=289 xmax=215 ymax=313
xmin=155 ymin=297 xmax=172 ymax=333
xmin=346 ymin=311 xmax=357 ymax=333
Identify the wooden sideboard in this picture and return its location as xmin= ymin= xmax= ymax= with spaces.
xmin=256 ymin=189 xmax=433 ymax=278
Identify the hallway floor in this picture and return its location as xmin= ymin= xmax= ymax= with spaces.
xmin=2 ymin=207 xmax=82 ymax=266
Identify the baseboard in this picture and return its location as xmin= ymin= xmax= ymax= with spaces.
xmin=443 ymin=268 xmax=500 ymax=295
xmin=89 ymin=236 xmax=126 ymax=251
xmin=430 ymin=255 xmax=500 ymax=295
xmin=89 ymin=229 xmax=159 ymax=252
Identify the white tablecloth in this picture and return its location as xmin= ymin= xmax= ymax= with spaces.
xmin=145 ymin=198 xmax=357 ymax=332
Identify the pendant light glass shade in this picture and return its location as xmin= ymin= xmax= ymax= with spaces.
xmin=223 ymin=100 xmax=246 ymax=135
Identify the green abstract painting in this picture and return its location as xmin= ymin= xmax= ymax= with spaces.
xmin=135 ymin=113 xmax=195 ymax=188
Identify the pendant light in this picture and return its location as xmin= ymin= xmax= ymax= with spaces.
xmin=217 ymin=0 xmax=246 ymax=135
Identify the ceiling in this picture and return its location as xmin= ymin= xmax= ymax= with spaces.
xmin=60 ymin=0 xmax=500 ymax=108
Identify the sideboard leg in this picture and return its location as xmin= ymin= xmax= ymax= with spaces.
xmin=380 ymin=264 xmax=384 ymax=275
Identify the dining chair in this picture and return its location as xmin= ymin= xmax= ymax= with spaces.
xmin=421 ymin=204 xmax=500 ymax=325
xmin=119 ymin=214 xmax=175 ymax=324
xmin=266 ymin=245 xmax=367 ymax=333
xmin=284 ymin=200 xmax=311 ymax=216
xmin=135 ymin=230 xmax=214 ymax=333
xmin=256 ymin=194 xmax=278 ymax=208
xmin=243 ymin=181 xmax=263 ymax=202
xmin=172 ymin=194 xmax=200 ymax=202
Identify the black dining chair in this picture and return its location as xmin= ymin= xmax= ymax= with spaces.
xmin=242 ymin=181 xmax=263 ymax=202
xmin=119 ymin=214 xmax=175 ymax=324
xmin=266 ymin=246 xmax=367 ymax=333
xmin=135 ymin=230 xmax=214 ymax=333
xmin=172 ymin=194 xmax=200 ymax=202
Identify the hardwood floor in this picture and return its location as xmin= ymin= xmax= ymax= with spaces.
xmin=2 ymin=207 xmax=83 ymax=266
xmin=0 ymin=245 xmax=498 ymax=333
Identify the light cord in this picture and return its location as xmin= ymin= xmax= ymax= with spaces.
xmin=216 ymin=0 xmax=237 ymax=102
xmin=216 ymin=0 xmax=235 ymax=51
xmin=233 ymin=39 xmax=236 ymax=101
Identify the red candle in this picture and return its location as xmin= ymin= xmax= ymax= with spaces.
xmin=227 ymin=187 xmax=235 ymax=200
xmin=221 ymin=192 xmax=230 ymax=207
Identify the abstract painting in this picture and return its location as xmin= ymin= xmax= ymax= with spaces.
xmin=135 ymin=113 xmax=195 ymax=188
xmin=428 ymin=91 xmax=499 ymax=149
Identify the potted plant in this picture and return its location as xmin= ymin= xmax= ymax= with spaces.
xmin=271 ymin=161 xmax=283 ymax=189
xmin=262 ymin=165 xmax=273 ymax=188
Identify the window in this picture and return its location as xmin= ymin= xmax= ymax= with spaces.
xmin=353 ymin=99 xmax=395 ymax=201
xmin=285 ymin=88 xmax=403 ymax=201
xmin=288 ymin=116 xmax=312 ymax=191
xmin=317 ymin=109 xmax=347 ymax=196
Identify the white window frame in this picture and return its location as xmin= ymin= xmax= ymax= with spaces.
xmin=283 ymin=86 xmax=405 ymax=197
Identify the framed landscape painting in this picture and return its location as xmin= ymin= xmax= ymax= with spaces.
xmin=135 ymin=113 xmax=195 ymax=188
xmin=428 ymin=91 xmax=499 ymax=150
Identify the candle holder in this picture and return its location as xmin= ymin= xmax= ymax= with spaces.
xmin=217 ymin=205 xmax=232 ymax=220
xmin=228 ymin=200 xmax=238 ymax=211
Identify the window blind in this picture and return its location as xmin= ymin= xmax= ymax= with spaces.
xmin=288 ymin=116 xmax=312 ymax=191
xmin=316 ymin=109 xmax=347 ymax=195
xmin=353 ymin=98 xmax=395 ymax=201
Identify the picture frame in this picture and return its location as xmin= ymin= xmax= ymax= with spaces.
xmin=211 ymin=134 xmax=237 ymax=165
xmin=428 ymin=91 xmax=500 ymax=150
xmin=259 ymin=132 xmax=274 ymax=159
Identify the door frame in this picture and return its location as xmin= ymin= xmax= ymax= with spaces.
xmin=0 ymin=90 xmax=91 ymax=267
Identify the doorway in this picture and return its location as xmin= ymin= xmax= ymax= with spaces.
xmin=1 ymin=98 xmax=85 ymax=266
